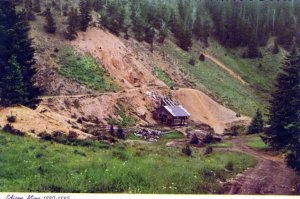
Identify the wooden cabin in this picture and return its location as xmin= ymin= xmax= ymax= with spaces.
xmin=153 ymin=98 xmax=191 ymax=126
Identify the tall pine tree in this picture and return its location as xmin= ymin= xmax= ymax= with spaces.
xmin=44 ymin=7 xmax=56 ymax=34
xmin=248 ymin=109 xmax=263 ymax=134
xmin=65 ymin=7 xmax=78 ymax=40
xmin=0 ymin=0 xmax=41 ymax=107
xmin=265 ymin=48 xmax=300 ymax=173
xmin=79 ymin=0 xmax=91 ymax=32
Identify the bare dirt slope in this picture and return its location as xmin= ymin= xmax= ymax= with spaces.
xmin=71 ymin=28 xmax=165 ymax=89
xmin=175 ymin=88 xmax=250 ymax=134
xmin=223 ymin=136 xmax=298 ymax=194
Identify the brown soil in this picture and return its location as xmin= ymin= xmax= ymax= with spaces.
xmin=174 ymin=88 xmax=250 ymax=134
xmin=223 ymin=136 xmax=298 ymax=195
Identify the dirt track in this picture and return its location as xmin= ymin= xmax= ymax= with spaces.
xmin=223 ymin=136 xmax=298 ymax=195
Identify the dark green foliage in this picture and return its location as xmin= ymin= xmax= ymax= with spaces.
xmin=131 ymin=11 xmax=146 ymax=42
xmin=248 ymin=109 xmax=263 ymax=134
xmin=100 ymin=1 xmax=125 ymax=36
xmin=116 ymin=127 xmax=125 ymax=140
xmin=109 ymin=125 xmax=115 ymax=136
xmin=190 ymin=134 xmax=199 ymax=145
xmin=203 ymin=133 xmax=214 ymax=144
xmin=6 ymin=115 xmax=16 ymax=123
xmin=24 ymin=0 xmax=35 ymax=21
xmin=158 ymin=26 xmax=167 ymax=44
xmin=225 ymin=161 xmax=234 ymax=171
xmin=272 ymin=39 xmax=280 ymax=54
xmin=0 ymin=56 xmax=26 ymax=105
xmin=0 ymin=1 xmax=41 ymax=108
xmin=182 ymin=145 xmax=192 ymax=156
xmin=265 ymin=49 xmax=300 ymax=172
xmin=246 ymin=37 xmax=262 ymax=59
xmin=144 ymin=26 xmax=155 ymax=46
xmin=79 ymin=0 xmax=91 ymax=32
xmin=33 ymin=0 xmax=41 ymax=13
xmin=3 ymin=124 xmax=25 ymax=136
xmin=199 ymin=54 xmax=205 ymax=61
xmin=65 ymin=7 xmax=78 ymax=40
xmin=204 ymin=146 xmax=213 ymax=155
xmin=188 ymin=58 xmax=195 ymax=66
xmin=44 ymin=7 xmax=56 ymax=33
xmin=93 ymin=0 xmax=104 ymax=12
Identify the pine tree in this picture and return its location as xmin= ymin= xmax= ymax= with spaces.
xmin=65 ymin=7 xmax=78 ymax=40
xmin=79 ymin=0 xmax=91 ymax=32
xmin=265 ymin=48 xmax=300 ymax=172
xmin=246 ymin=35 xmax=261 ymax=58
xmin=144 ymin=26 xmax=155 ymax=46
xmin=44 ymin=7 xmax=56 ymax=33
xmin=272 ymin=39 xmax=280 ymax=54
xmin=131 ymin=11 xmax=146 ymax=42
xmin=0 ymin=1 xmax=41 ymax=107
xmin=248 ymin=109 xmax=263 ymax=134
xmin=24 ymin=0 xmax=35 ymax=21
xmin=33 ymin=0 xmax=41 ymax=13
xmin=0 ymin=56 xmax=26 ymax=106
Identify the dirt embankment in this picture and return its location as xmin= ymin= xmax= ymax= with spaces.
xmin=175 ymin=88 xmax=250 ymax=134
xmin=223 ymin=136 xmax=299 ymax=194
xmin=71 ymin=28 xmax=165 ymax=89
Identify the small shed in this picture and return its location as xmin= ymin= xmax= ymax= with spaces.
xmin=154 ymin=105 xmax=191 ymax=126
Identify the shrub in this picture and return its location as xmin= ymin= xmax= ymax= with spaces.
xmin=6 ymin=115 xmax=16 ymax=123
xmin=52 ymin=131 xmax=64 ymax=137
xmin=116 ymin=127 xmax=126 ymax=139
xmin=204 ymin=146 xmax=213 ymax=155
xmin=3 ymin=124 xmax=25 ymax=136
xmin=190 ymin=134 xmax=199 ymax=145
xmin=203 ymin=133 xmax=214 ymax=144
xmin=182 ymin=145 xmax=192 ymax=156
xmin=188 ymin=58 xmax=195 ymax=66
xmin=199 ymin=54 xmax=205 ymax=61
xmin=39 ymin=131 xmax=53 ymax=141
xmin=109 ymin=125 xmax=115 ymax=136
xmin=67 ymin=131 xmax=79 ymax=141
xmin=225 ymin=161 xmax=234 ymax=171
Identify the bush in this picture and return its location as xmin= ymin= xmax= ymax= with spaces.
xmin=39 ymin=131 xmax=53 ymax=141
xmin=182 ymin=145 xmax=192 ymax=156
xmin=225 ymin=161 xmax=234 ymax=171
xmin=116 ymin=127 xmax=126 ymax=139
xmin=190 ymin=134 xmax=199 ymax=145
xmin=204 ymin=146 xmax=213 ymax=155
xmin=3 ymin=124 xmax=25 ymax=136
xmin=203 ymin=133 xmax=214 ymax=144
xmin=67 ymin=131 xmax=79 ymax=141
xmin=188 ymin=58 xmax=195 ymax=66
xmin=199 ymin=54 xmax=205 ymax=61
xmin=6 ymin=115 xmax=16 ymax=123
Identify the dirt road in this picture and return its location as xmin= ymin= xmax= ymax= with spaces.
xmin=223 ymin=136 xmax=298 ymax=194
xmin=202 ymin=53 xmax=247 ymax=85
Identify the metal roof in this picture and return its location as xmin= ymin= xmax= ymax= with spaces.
xmin=163 ymin=105 xmax=191 ymax=117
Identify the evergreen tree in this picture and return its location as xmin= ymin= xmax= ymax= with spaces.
xmin=272 ymin=39 xmax=280 ymax=54
xmin=131 ymin=11 xmax=146 ymax=42
xmin=158 ymin=25 xmax=167 ymax=44
xmin=33 ymin=0 xmax=41 ymax=13
xmin=246 ymin=35 xmax=261 ymax=58
xmin=265 ymin=48 xmax=300 ymax=172
xmin=65 ymin=7 xmax=78 ymax=40
xmin=144 ymin=26 xmax=155 ymax=46
xmin=0 ymin=56 xmax=26 ymax=106
xmin=24 ymin=0 xmax=35 ymax=21
xmin=93 ymin=0 xmax=104 ymax=12
xmin=44 ymin=7 xmax=56 ymax=34
xmin=248 ymin=109 xmax=263 ymax=134
xmin=0 ymin=1 xmax=41 ymax=107
xmin=79 ymin=0 xmax=91 ymax=32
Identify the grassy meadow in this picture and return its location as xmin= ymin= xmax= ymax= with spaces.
xmin=0 ymin=130 xmax=256 ymax=193
xmin=246 ymin=135 xmax=270 ymax=150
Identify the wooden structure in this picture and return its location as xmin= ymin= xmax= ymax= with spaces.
xmin=153 ymin=98 xmax=191 ymax=126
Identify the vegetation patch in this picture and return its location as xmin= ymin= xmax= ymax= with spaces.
xmin=246 ymin=135 xmax=269 ymax=150
xmin=151 ymin=64 xmax=174 ymax=87
xmin=106 ymin=105 xmax=137 ymax=128
xmin=0 ymin=130 xmax=256 ymax=193
xmin=160 ymin=131 xmax=185 ymax=140
xmin=58 ymin=48 xmax=119 ymax=92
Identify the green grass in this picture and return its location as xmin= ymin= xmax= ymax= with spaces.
xmin=209 ymin=140 xmax=233 ymax=148
xmin=0 ymin=130 xmax=257 ymax=193
xmin=208 ymin=39 xmax=286 ymax=96
xmin=58 ymin=48 xmax=119 ymax=92
xmin=151 ymin=64 xmax=174 ymax=87
xmin=164 ymin=41 xmax=265 ymax=116
xmin=160 ymin=131 xmax=185 ymax=140
xmin=246 ymin=135 xmax=269 ymax=150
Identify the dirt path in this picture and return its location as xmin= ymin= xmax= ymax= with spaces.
xmin=223 ymin=136 xmax=298 ymax=194
xmin=202 ymin=53 xmax=247 ymax=85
